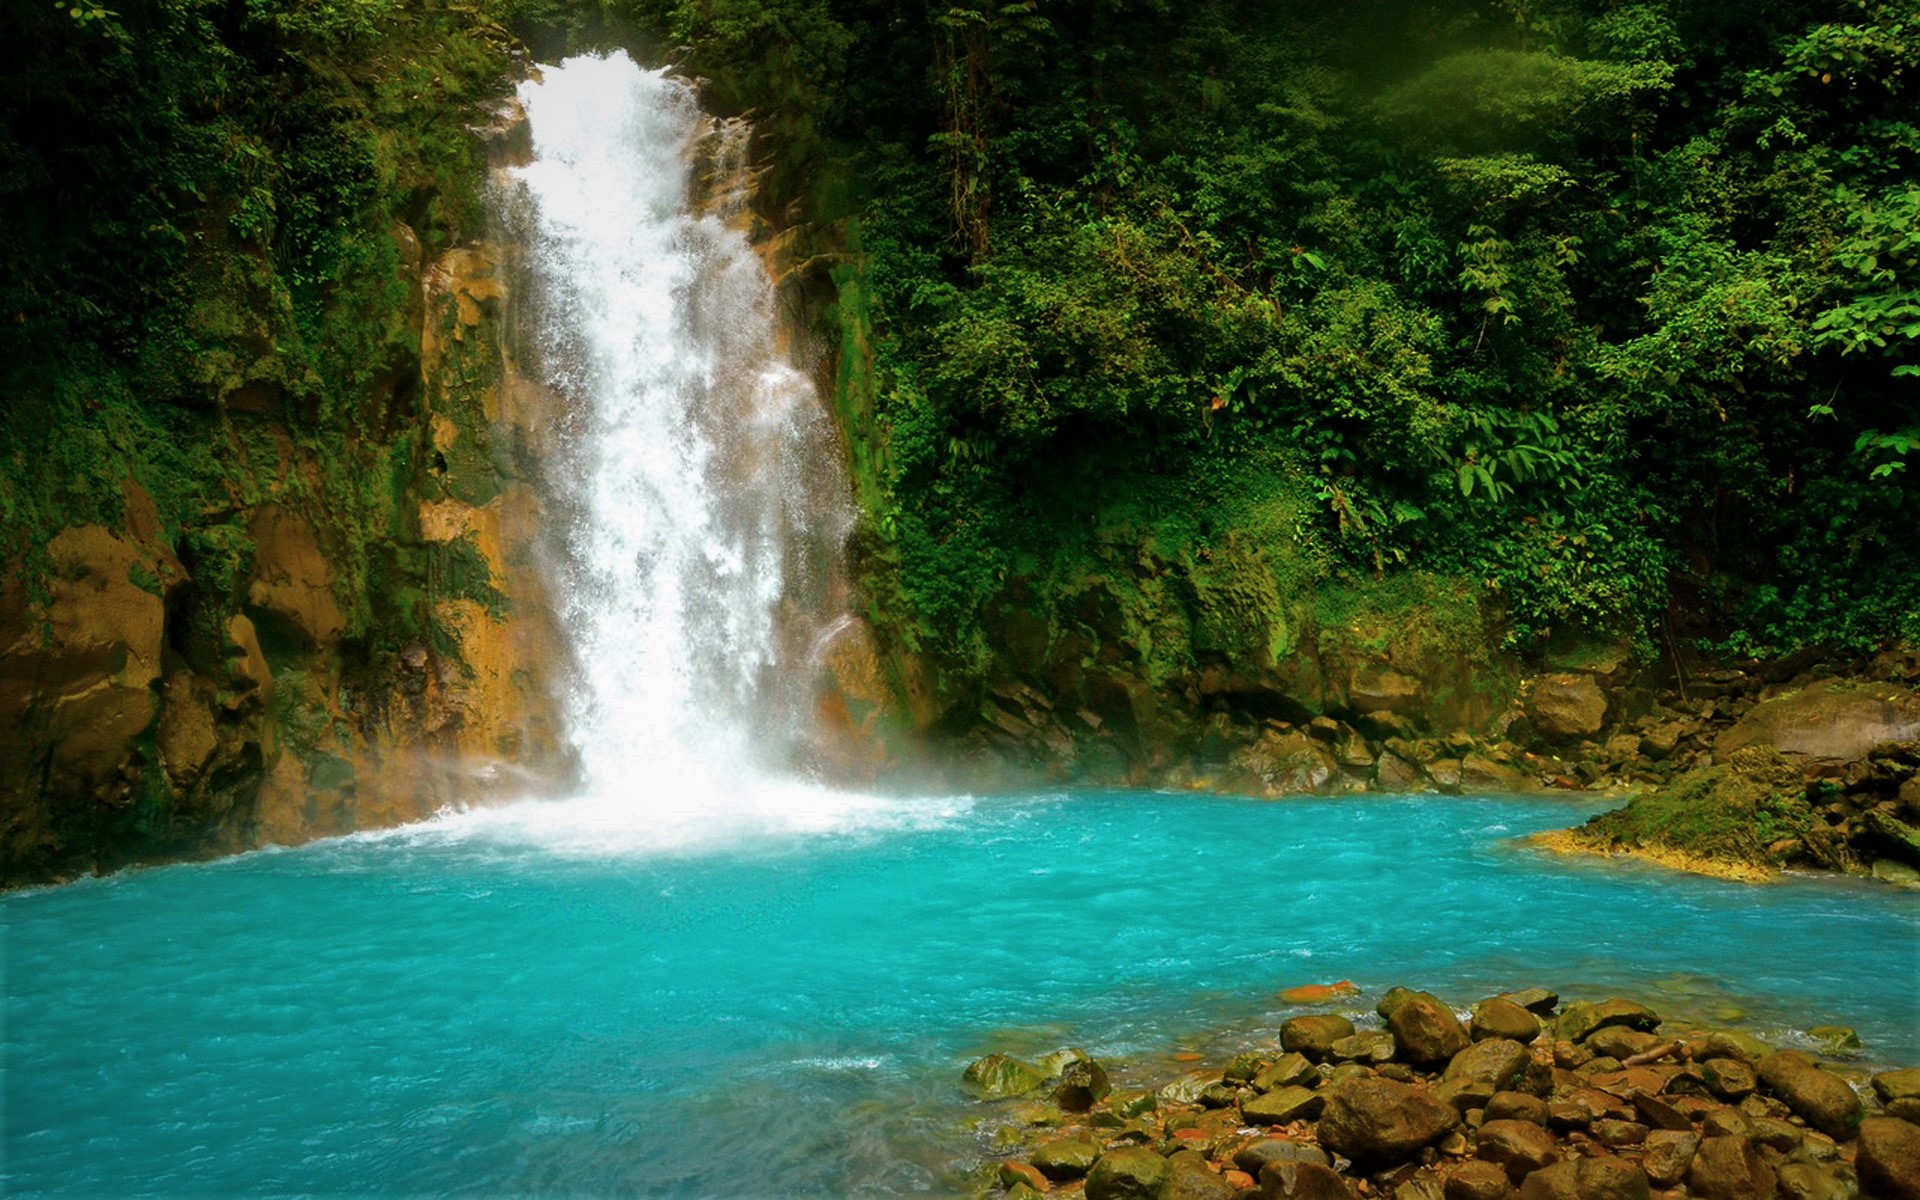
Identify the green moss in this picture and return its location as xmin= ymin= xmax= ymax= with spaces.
xmin=1579 ymin=749 xmax=1816 ymax=866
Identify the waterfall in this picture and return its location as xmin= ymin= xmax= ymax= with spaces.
xmin=465 ymin=51 xmax=912 ymax=853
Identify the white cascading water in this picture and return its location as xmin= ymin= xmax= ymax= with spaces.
xmin=428 ymin=52 xmax=961 ymax=854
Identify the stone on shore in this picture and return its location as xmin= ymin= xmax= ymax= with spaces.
xmin=1316 ymin=1076 xmax=1460 ymax=1165
xmin=1856 ymin=1117 xmax=1920 ymax=1200
xmin=1687 ymin=1135 xmax=1776 ymax=1200
xmin=1236 ymin=1138 xmax=1331 ymax=1173
xmin=1389 ymin=991 xmax=1472 ymax=1064
xmin=1259 ymin=1160 xmax=1355 ymax=1199
xmin=1475 ymin=1119 xmax=1561 ymax=1182
xmin=1283 ymin=1014 xmax=1358 ymax=1061
xmin=1031 ymin=1134 xmax=1101 ymax=1180
xmin=1444 ymin=1160 xmax=1517 ymax=1200
xmin=1471 ymin=999 xmax=1541 ymax=1044
xmin=1053 ymin=1057 xmax=1112 ymax=1112
xmin=1245 ymin=1085 xmax=1326 ymax=1124
xmin=1756 ymin=1055 xmax=1862 ymax=1137
xmin=1084 ymin=1146 xmax=1169 ymax=1200
xmin=1553 ymin=999 xmax=1659 ymax=1042
xmin=1641 ymin=1130 xmax=1698 ymax=1187
xmin=1515 ymin=1157 xmax=1649 ymax=1200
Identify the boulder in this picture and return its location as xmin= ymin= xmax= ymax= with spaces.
xmin=1642 ymin=1130 xmax=1699 ymax=1187
xmin=1235 ymin=1138 xmax=1331 ymax=1173
xmin=1032 ymin=1134 xmax=1102 ymax=1181
xmin=1475 ymin=1120 xmax=1561 ymax=1183
xmin=1085 ymin=1147 xmax=1170 ymax=1200
xmin=1701 ymin=1057 xmax=1756 ymax=1101
xmin=1162 ymin=1156 xmax=1237 ymax=1200
xmin=1254 ymin=1053 xmax=1319 ymax=1091
xmin=1258 ymin=1160 xmax=1355 ymax=1200
xmin=1283 ymin=1014 xmax=1357 ymax=1061
xmin=1856 ymin=1117 xmax=1920 ymax=1200
xmin=1528 ymin=674 xmax=1608 ymax=740
xmin=1245 ymin=1086 xmax=1325 ymax=1125
xmin=1000 ymin=1161 xmax=1050 ymax=1192
xmin=1515 ymin=1157 xmax=1649 ymax=1200
xmin=1773 ymin=1161 xmax=1853 ymax=1200
xmin=1053 ymin=1057 xmax=1112 ymax=1112
xmin=1583 ymin=1028 xmax=1664 ymax=1061
xmin=1316 ymin=1077 xmax=1459 ymax=1165
xmin=1553 ymin=999 xmax=1659 ymax=1042
xmin=1388 ymin=992 xmax=1471 ymax=1064
xmin=962 ymin=1052 xmax=1048 ymax=1099
xmin=1446 ymin=1039 xmax=1531 ymax=1094
xmin=1687 ymin=1135 xmax=1776 ymax=1200
xmin=1716 ymin=679 xmax=1920 ymax=761
xmin=1756 ymin=1060 xmax=1862 ymax=1138
xmin=1485 ymin=1093 xmax=1550 ymax=1126
xmin=1329 ymin=1031 xmax=1397 ymax=1064
xmin=1445 ymin=1161 xmax=1518 ymax=1200
xmin=1471 ymin=1000 xmax=1541 ymax=1044
xmin=1461 ymin=755 xmax=1531 ymax=793
xmin=1873 ymin=1067 xmax=1920 ymax=1104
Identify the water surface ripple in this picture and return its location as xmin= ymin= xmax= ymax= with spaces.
xmin=5 ymin=791 xmax=1916 ymax=1196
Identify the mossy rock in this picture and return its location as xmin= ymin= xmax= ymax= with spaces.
xmin=1574 ymin=749 xmax=1814 ymax=868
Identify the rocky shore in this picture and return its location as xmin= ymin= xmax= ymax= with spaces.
xmin=961 ymin=986 xmax=1919 ymax=1200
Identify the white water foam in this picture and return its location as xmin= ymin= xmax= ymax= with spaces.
xmin=421 ymin=51 xmax=949 ymax=855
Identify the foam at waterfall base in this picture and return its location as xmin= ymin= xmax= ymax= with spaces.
xmin=371 ymin=775 xmax=976 ymax=859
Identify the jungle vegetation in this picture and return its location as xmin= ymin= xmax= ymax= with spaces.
xmin=6 ymin=0 xmax=1916 ymax=687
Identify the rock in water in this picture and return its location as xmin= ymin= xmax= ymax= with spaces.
xmin=1389 ymin=992 xmax=1472 ymax=1064
xmin=962 ymin=1052 xmax=1047 ymax=1098
xmin=1053 ymin=1057 xmax=1112 ymax=1112
xmin=1316 ymin=1077 xmax=1460 ymax=1165
xmin=1085 ymin=1146 xmax=1170 ymax=1200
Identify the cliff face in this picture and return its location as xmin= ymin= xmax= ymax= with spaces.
xmin=0 ymin=105 xmax=570 ymax=886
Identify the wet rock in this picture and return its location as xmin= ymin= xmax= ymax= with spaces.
xmin=1485 ymin=1093 xmax=1550 ymax=1126
xmin=1515 ymin=1157 xmax=1649 ymax=1200
xmin=1461 ymin=755 xmax=1530 ymax=793
xmin=963 ymin=1052 xmax=1048 ymax=1099
xmin=1496 ymin=989 xmax=1560 ymax=1016
xmin=1447 ymin=1039 xmax=1532 ymax=1094
xmin=1856 ymin=1116 xmax=1920 ymax=1200
xmin=1200 ymin=1082 xmax=1244 ymax=1108
xmin=1005 ymin=1184 xmax=1043 ymax=1200
xmin=1259 ymin=1160 xmax=1356 ymax=1200
xmin=1642 ymin=1130 xmax=1699 ymax=1187
xmin=1376 ymin=751 xmax=1423 ymax=790
xmin=1330 ymin=1031 xmax=1397 ymax=1064
xmin=1583 ymin=1028 xmax=1665 ymax=1061
xmin=1756 ymin=1058 xmax=1861 ymax=1138
xmin=1873 ymin=1066 xmax=1920 ymax=1105
xmin=1163 ymin=1156 xmax=1238 ymax=1200
xmin=1687 ymin=1135 xmax=1777 ymax=1200
xmin=1774 ymin=1160 xmax=1853 ymax=1200
xmin=1054 ymin=1057 xmax=1112 ymax=1111
xmin=1031 ymin=1134 xmax=1102 ymax=1180
xmin=1226 ymin=1051 xmax=1271 ymax=1082
xmin=1702 ymin=1030 xmax=1773 ymax=1063
xmin=1317 ymin=1077 xmax=1460 ymax=1166
xmin=999 ymin=1160 xmax=1051 ymax=1191
xmin=1389 ymin=992 xmax=1472 ymax=1064
xmin=1245 ymin=1085 xmax=1326 ymax=1125
xmin=1284 ymin=1014 xmax=1358 ymax=1062
xmin=1553 ymin=999 xmax=1659 ymax=1043
xmin=1445 ymin=1160 xmax=1518 ymax=1200
xmin=1806 ymin=1025 xmax=1860 ymax=1053
xmin=1162 ymin=1069 xmax=1222 ymax=1105
xmin=1084 ymin=1146 xmax=1169 ymax=1200
xmin=1474 ymin=1119 xmax=1561 ymax=1183
xmin=1254 ymin=1052 xmax=1319 ymax=1091
xmin=1237 ymin=1138 xmax=1332 ymax=1173
xmin=1471 ymin=1000 xmax=1541 ymax=1044
xmin=1700 ymin=1057 xmax=1757 ymax=1101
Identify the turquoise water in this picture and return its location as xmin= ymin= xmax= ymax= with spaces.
xmin=5 ymin=791 xmax=1916 ymax=1197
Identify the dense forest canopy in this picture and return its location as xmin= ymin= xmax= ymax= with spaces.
xmin=5 ymin=1 xmax=1916 ymax=686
